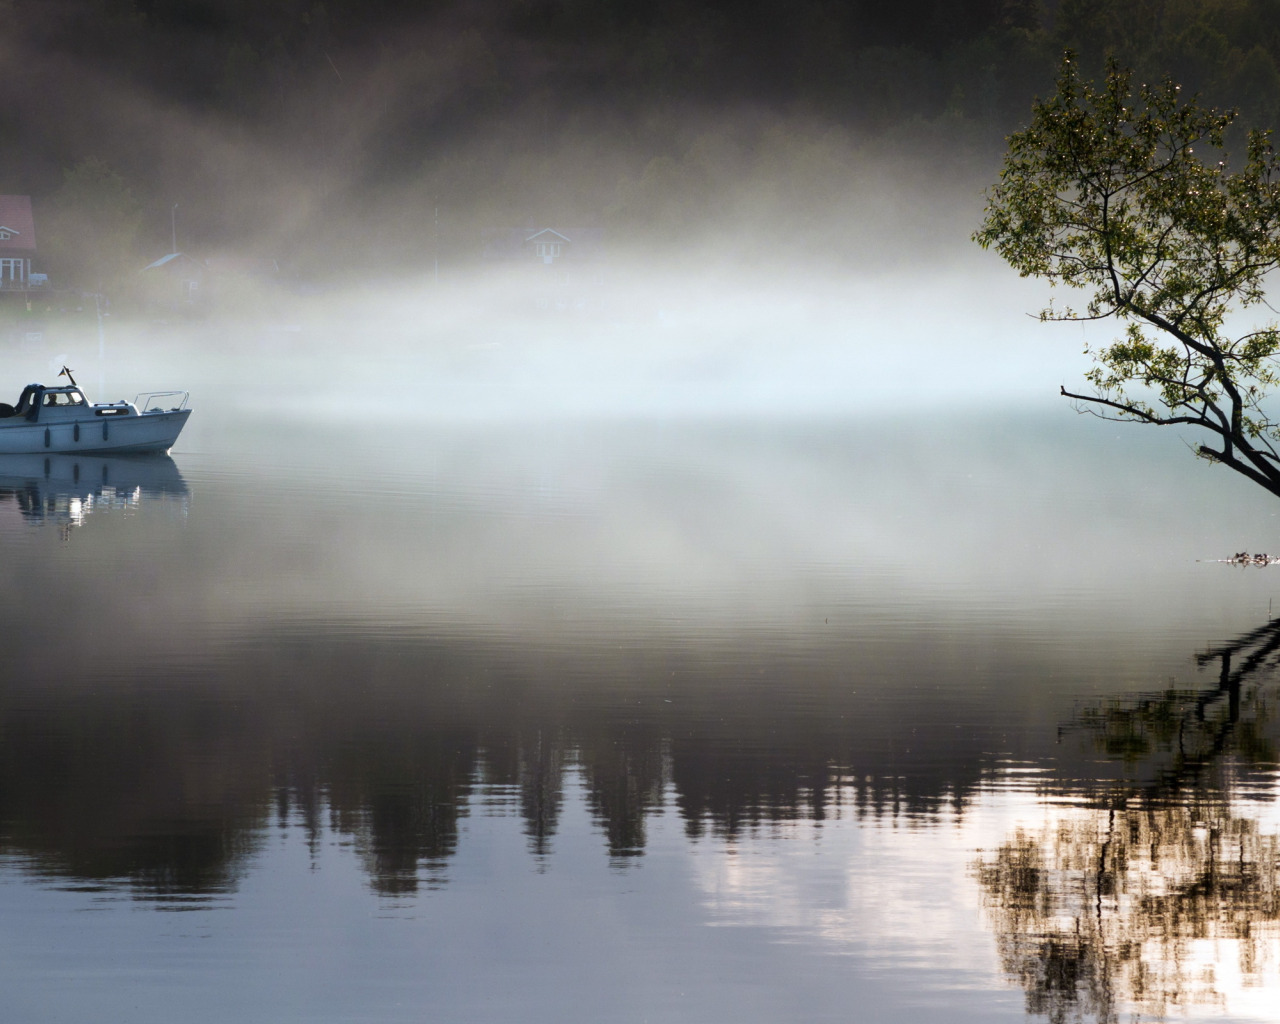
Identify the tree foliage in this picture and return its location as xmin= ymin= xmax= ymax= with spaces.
xmin=976 ymin=55 xmax=1280 ymax=498
xmin=43 ymin=156 xmax=143 ymax=291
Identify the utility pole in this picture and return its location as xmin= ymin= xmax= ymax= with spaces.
xmin=171 ymin=203 xmax=179 ymax=253
xmin=96 ymin=292 xmax=106 ymax=399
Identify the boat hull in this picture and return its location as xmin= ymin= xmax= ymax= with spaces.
xmin=0 ymin=409 xmax=191 ymax=454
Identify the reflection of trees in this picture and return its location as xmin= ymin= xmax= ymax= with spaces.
xmin=327 ymin=728 xmax=478 ymax=896
xmin=472 ymin=727 xmax=569 ymax=859
xmin=0 ymin=691 xmax=271 ymax=897
xmin=672 ymin=740 xmax=835 ymax=839
xmin=578 ymin=724 xmax=667 ymax=859
xmin=0 ymin=665 xmax=988 ymax=901
xmin=1066 ymin=617 xmax=1280 ymax=795
xmin=519 ymin=730 xmax=569 ymax=859
xmin=979 ymin=798 xmax=1280 ymax=1023
xmin=978 ymin=618 xmax=1280 ymax=1023
xmin=0 ymin=630 xmax=1109 ymax=899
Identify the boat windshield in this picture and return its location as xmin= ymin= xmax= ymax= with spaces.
xmin=43 ymin=391 xmax=85 ymax=407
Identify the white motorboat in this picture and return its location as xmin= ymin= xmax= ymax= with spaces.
xmin=0 ymin=372 xmax=191 ymax=454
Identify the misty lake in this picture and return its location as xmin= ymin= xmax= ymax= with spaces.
xmin=3 ymin=311 xmax=1280 ymax=1024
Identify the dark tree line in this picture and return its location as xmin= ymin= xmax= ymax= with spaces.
xmin=4 ymin=2 xmax=1266 ymax=143
xmin=4 ymin=0 xmax=1280 ymax=284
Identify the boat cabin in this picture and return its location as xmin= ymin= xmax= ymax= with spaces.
xmin=0 ymin=384 xmax=91 ymax=422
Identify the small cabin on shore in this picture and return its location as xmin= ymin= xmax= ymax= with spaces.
xmin=479 ymin=226 xmax=606 ymax=312
xmin=139 ymin=252 xmax=206 ymax=306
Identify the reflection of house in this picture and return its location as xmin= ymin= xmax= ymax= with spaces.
xmin=139 ymin=252 xmax=205 ymax=306
xmin=0 ymin=195 xmax=41 ymax=294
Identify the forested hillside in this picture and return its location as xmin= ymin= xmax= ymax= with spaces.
xmin=3 ymin=0 xmax=1280 ymax=284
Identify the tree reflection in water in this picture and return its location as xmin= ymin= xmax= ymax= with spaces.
xmin=976 ymin=618 xmax=1280 ymax=1023
xmin=8 ymin=603 xmax=1280 ymax=1018
xmin=978 ymin=799 xmax=1280 ymax=1022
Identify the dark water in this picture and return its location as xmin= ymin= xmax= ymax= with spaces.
xmin=3 ymin=409 xmax=1280 ymax=1023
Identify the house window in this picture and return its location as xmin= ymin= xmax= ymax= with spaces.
xmin=0 ymin=258 xmax=26 ymax=283
xmin=536 ymin=242 xmax=561 ymax=261
xmin=0 ymin=230 xmax=12 ymax=240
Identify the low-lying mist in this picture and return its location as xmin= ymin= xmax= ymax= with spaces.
xmin=2 ymin=0 xmax=1088 ymax=425
xmin=9 ymin=255 xmax=1080 ymax=432
xmin=10 ymin=0 xmax=1273 ymax=683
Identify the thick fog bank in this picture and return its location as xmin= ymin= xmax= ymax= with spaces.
xmin=4 ymin=257 xmax=1087 ymax=427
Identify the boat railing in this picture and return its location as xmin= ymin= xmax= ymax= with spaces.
xmin=135 ymin=391 xmax=190 ymax=414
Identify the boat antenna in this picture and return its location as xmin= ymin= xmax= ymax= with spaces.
xmin=58 ymin=365 xmax=78 ymax=387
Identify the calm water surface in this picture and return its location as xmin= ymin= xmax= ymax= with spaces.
xmin=3 ymin=409 xmax=1280 ymax=1023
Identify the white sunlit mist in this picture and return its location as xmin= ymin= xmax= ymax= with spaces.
xmin=17 ymin=256 xmax=1097 ymax=430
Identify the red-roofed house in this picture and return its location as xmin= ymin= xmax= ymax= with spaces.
xmin=0 ymin=195 xmax=38 ymax=292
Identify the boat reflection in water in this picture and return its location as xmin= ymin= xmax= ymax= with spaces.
xmin=977 ymin=617 xmax=1280 ymax=1023
xmin=0 ymin=452 xmax=188 ymax=535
